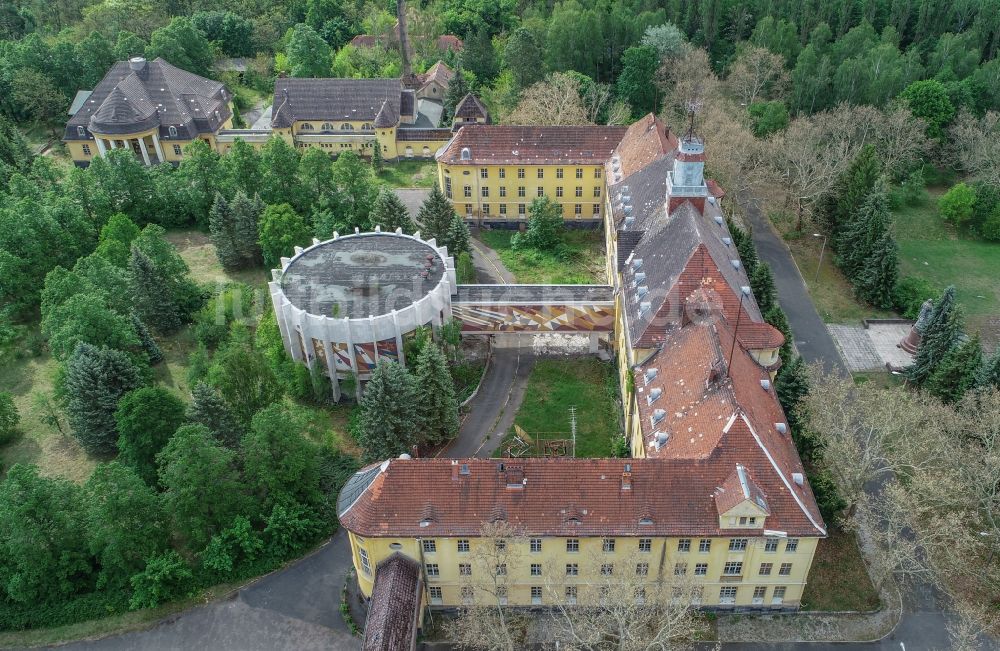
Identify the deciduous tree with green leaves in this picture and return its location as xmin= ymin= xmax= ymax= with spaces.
xmin=0 ymin=391 xmax=19 ymax=445
xmin=84 ymin=462 xmax=168 ymax=589
xmin=286 ymin=23 xmax=332 ymax=77
xmin=0 ymin=464 xmax=92 ymax=604
xmin=616 ymin=45 xmax=659 ymax=117
xmin=243 ymin=404 xmax=323 ymax=515
xmin=938 ymin=182 xmax=976 ymax=227
xmin=899 ymin=79 xmax=955 ymax=139
xmin=259 ymin=203 xmax=311 ymax=269
xmin=156 ymin=424 xmax=245 ymax=552
xmin=513 ymin=197 xmax=564 ymax=253
xmin=206 ymin=329 xmax=283 ymax=429
xmin=146 ymin=17 xmax=214 ymax=77
xmin=115 ymin=387 xmax=186 ymax=486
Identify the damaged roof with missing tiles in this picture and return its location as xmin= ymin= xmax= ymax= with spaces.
xmin=438 ymin=125 xmax=626 ymax=165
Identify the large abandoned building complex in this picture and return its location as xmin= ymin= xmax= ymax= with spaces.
xmin=331 ymin=117 xmax=825 ymax=648
xmin=65 ymin=58 xmax=479 ymax=167
xmin=64 ymin=58 xmax=824 ymax=647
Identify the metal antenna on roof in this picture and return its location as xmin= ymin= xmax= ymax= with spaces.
xmin=684 ymin=91 xmax=703 ymax=141
xmin=569 ymin=406 xmax=577 ymax=458
xmin=727 ymin=286 xmax=752 ymax=376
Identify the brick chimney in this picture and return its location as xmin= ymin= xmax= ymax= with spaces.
xmin=621 ymin=463 xmax=633 ymax=491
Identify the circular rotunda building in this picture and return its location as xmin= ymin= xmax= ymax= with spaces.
xmin=268 ymin=228 xmax=456 ymax=400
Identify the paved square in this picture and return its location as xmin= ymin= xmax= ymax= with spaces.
xmin=828 ymin=322 xmax=915 ymax=372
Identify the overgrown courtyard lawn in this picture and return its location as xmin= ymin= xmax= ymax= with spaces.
xmin=801 ymin=527 xmax=880 ymax=612
xmin=479 ymin=229 xmax=606 ymax=284
xmin=500 ymin=358 xmax=620 ymax=458
xmin=376 ymin=160 xmax=438 ymax=188
xmin=892 ymin=190 xmax=1000 ymax=343
xmin=0 ymin=338 xmax=94 ymax=482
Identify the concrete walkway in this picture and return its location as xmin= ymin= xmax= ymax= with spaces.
xmin=469 ymin=232 xmax=516 ymax=284
xmin=395 ymin=188 xmax=431 ymax=219
xmin=743 ymin=200 xmax=847 ymax=375
xmin=440 ymin=348 xmax=535 ymax=459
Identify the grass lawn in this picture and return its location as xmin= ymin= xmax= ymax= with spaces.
xmin=0 ymin=338 xmax=95 ymax=482
xmin=479 ymin=229 xmax=606 ymax=284
xmin=893 ymin=190 xmax=1000 ymax=344
xmin=801 ymin=526 xmax=880 ymax=612
xmin=499 ymin=358 xmax=620 ymax=458
xmin=377 ymin=160 xmax=438 ymax=188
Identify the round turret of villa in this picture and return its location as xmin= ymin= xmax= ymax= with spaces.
xmin=268 ymin=228 xmax=456 ymax=400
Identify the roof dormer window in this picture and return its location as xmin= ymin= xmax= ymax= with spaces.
xmin=168 ymin=125 xmax=177 ymax=137
xmin=77 ymin=126 xmax=86 ymax=137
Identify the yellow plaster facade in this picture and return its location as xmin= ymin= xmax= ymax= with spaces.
xmin=349 ymin=530 xmax=818 ymax=609
xmin=437 ymin=163 xmax=606 ymax=222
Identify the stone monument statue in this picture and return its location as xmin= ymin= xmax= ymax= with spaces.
xmin=899 ymin=298 xmax=934 ymax=354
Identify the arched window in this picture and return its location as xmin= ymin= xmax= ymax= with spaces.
xmin=341 ymin=123 xmax=354 ymax=130
xmin=460 ymin=147 xmax=471 ymax=160
xmin=361 ymin=123 xmax=373 ymax=130
xmin=422 ymin=146 xmax=431 ymax=156
xmin=405 ymin=146 xmax=414 ymax=158
xmin=299 ymin=123 xmax=314 ymax=131
xmin=321 ymin=122 xmax=334 ymax=131
xmin=168 ymin=125 xmax=178 ymax=137
xmin=77 ymin=126 xmax=86 ymax=137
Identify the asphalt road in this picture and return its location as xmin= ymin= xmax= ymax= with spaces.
xmin=743 ymin=201 xmax=847 ymax=375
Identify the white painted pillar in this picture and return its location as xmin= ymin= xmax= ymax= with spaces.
xmin=321 ymin=330 xmax=341 ymax=403
xmin=95 ymin=138 xmax=107 ymax=157
xmin=137 ymin=137 xmax=151 ymax=165
xmin=392 ymin=310 xmax=405 ymax=367
xmin=151 ymin=132 xmax=165 ymax=163
xmin=345 ymin=318 xmax=362 ymax=401
xmin=108 ymin=139 xmax=118 ymax=149
xmin=369 ymin=316 xmax=380 ymax=364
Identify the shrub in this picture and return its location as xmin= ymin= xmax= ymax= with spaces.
xmin=128 ymin=551 xmax=194 ymax=610
xmin=982 ymin=205 xmax=1000 ymax=242
xmin=0 ymin=392 xmax=19 ymax=445
xmin=892 ymin=276 xmax=941 ymax=318
xmin=938 ymin=182 xmax=976 ymax=227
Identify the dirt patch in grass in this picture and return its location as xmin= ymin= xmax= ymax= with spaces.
xmin=479 ymin=230 xmax=606 ymax=284
xmin=165 ymin=230 xmax=268 ymax=288
xmin=499 ymin=358 xmax=620 ymax=458
xmin=801 ymin=527 xmax=880 ymax=612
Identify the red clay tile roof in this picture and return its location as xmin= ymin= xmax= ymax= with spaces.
xmin=707 ymin=178 xmax=725 ymax=198
xmin=339 ymin=449 xmax=822 ymax=539
xmin=714 ymin=464 xmax=770 ymax=515
xmin=438 ymin=125 xmax=627 ymax=165
xmin=630 ymin=320 xmax=822 ymax=534
xmin=424 ymin=61 xmax=454 ymax=87
xmin=351 ymin=34 xmax=377 ymax=48
xmin=437 ymin=35 xmax=463 ymax=51
xmin=362 ymin=553 xmax=421 ymax=651
xmin=610 ymin=113 xmax=677 ymax=179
